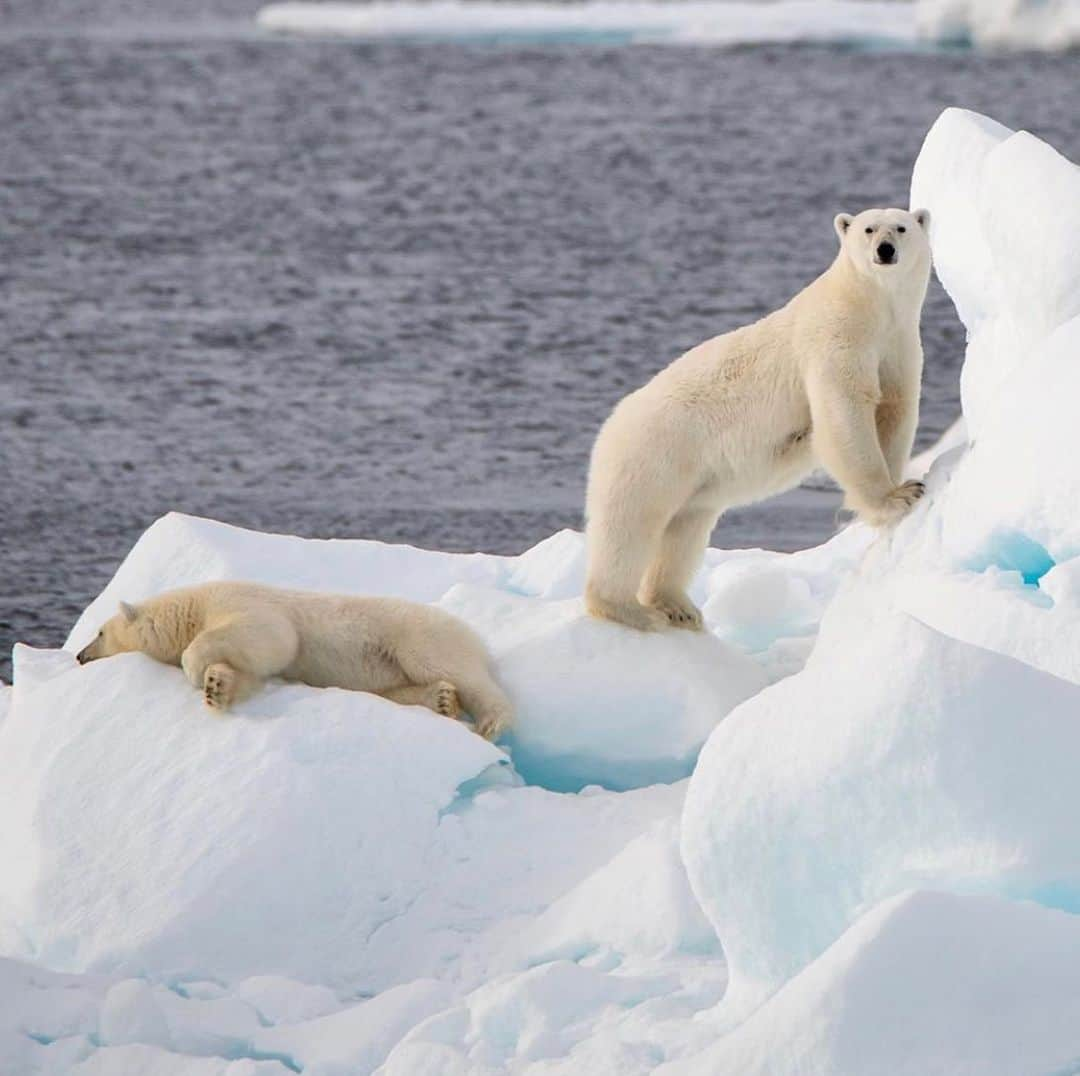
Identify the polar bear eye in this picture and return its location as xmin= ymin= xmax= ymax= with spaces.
xmin=864 ymin=226 xmax=873 ymax=234
xmin=897 ymin=225 xmax=906 ymax=233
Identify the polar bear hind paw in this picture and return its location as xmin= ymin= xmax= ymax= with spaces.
xmin=585 ymin=591 xmax=670 ymax=632
xmin=474 ymin=710 xmax=509 ymax=741
xmin=649 ymin=595 xmax=705 ymax=631
xmin=432 ymin=680 xmax=462 ymax=720
xmin=203 ymin=663 xmax=238 ymax=712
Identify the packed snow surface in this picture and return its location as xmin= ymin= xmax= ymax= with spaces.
xmin=6 ymin=107 xmax=1080 ymax=1073
xmin=257 ymin=0 xmax=917 ymax=45
xmin=440 ymin=584 xmax=767 ymax=791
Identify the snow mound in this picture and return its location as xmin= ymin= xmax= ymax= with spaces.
xmin=442 ymin=585 xmax=768 ymax=791
xmin=912 ymin=108 xmax=1080 ymax=444
xmin=0 ymin=643 xmax=507 ymax=988
xmin=683 ymin=607 xmax=1080 ymax=1014
xmin=249 ymin=979 xmax=453 ymax=1075
xmin=380 ymin=952 xmax=726 ymax=1076
xmin=909 ymin=109 xmax=1080 ymax=571
xmin=256 ymin=0 xmax=917 ymax=46
xmin=917 ymin=0 xmax=1080 ymax=49
xmin=661 ymin=890 xmax=1080 ymax=1076
xmin=512 ymin=818 xmax=718 ymax=969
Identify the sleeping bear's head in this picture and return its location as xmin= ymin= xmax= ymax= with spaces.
xmin=833 ymin=207 xmax=930 ymax=278
xmin=76 ymin=602 xmax=148 ymax=664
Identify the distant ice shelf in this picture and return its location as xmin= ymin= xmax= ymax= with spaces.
xmin=256 ymin=0 xmax=919 ymax=46
xmin=916 ymin=0 xmax=1080 ymax=49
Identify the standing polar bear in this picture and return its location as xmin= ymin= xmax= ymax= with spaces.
xmin=76 ymin=582 xmax=512 ymax=739
xmin=585 ymin=207 xmax=932 ymax=632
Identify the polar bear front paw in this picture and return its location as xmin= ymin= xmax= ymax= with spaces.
xmin=203 ymin=663 xmax=238 ymax=712
xmin=884 ymin=479 xmax=925 ymax=515
xmin=649 ymin=595 xmax=705 ymax=631
xmin=865 ymin=480 xmax=925 ymax=526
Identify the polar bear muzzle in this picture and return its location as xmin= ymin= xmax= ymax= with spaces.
xmin=875 ymin=241 xmax=896 ymax=265
xmin=76 ymin=635 xmax=104 ymax=664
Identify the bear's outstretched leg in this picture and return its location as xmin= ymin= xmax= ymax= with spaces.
xmin=382 ymin=681 xmax=462 ymax=720
xmin=638 ymin=506 xmax=718 ymax=630
xmin=203 ymin=662 xmax=261 ymax=712
xmin=391 ymin=649 xmax=512 ymax=741
xmin=182 ymin=613 xmax=300 ymax=712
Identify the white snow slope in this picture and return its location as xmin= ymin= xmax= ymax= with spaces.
xmin=4 ymin=108 xmax=1080 ymax=1075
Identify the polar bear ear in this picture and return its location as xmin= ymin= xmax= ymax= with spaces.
xmin=913 ymin=208 xmax=931 ymax=230
xmin=833 ymin=213 xmax=853 ymax=241
xmin=119 ymin=601 xmax=140 ymax=624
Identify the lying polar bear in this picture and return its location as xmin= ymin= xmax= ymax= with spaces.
xmin=585 ymin=207 xmax=932 ymax=632
xmin=76 ymin=581 xmax=512 ymax=739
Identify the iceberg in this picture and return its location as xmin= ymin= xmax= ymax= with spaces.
xmin=6 ymin=107 xmax=1080 ymax=1074
xmin=917 ymin=0 xmax=1080 ymax=49
xmin=256 ymin=0 xmax=918 ymax=47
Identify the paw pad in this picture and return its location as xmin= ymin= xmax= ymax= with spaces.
xmin=433 ymin=681 xmax=461 ymax=718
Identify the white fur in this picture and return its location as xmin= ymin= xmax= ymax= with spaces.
xmin=584 ymin=207 xmax=932 ymax=632
xmin=77 ymin=582 xmax=512 ymax=738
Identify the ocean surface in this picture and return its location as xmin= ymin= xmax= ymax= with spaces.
xmin=2 ymin=0 xmax=1079 ymax=677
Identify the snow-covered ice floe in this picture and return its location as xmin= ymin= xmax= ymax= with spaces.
xmin=256 ymin=0 xmax=918 ymax=46
xmin=917 ymin=0 xmax=1080 ymax=49
xmin=680 ymin=105 xmax=1080 ymax=1055
xmin=5 ymin=106 xmax=1080 ymax=1074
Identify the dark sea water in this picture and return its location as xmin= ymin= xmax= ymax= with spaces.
xmin=2 ymin=0 xmax=1079 ymax=678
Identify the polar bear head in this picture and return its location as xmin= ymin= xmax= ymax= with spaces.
xmin=833 ymin=207 xmax=930 ymax=278
xmin=76 ymin=602 xmax=157 ymax=664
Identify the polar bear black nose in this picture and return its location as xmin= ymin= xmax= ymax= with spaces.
xmin=877 ymin=242 xmax=896 ymax=264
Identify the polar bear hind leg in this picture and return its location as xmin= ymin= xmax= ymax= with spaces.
xmin=584 ymin=499 xmax=676 ymax=633
xmin=453 ymin=672 xmax=513 ymax=740
xmin=392 ymin=645 xmax=512 ymax=741
xmin=392 ymin=667 xmax=510 ymax=740
xmin=638 ymin=505 xmax=718 ymax=630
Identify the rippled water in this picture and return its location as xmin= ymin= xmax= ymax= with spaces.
xmin=2 ymin=1 xmax=1079 ymax=677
